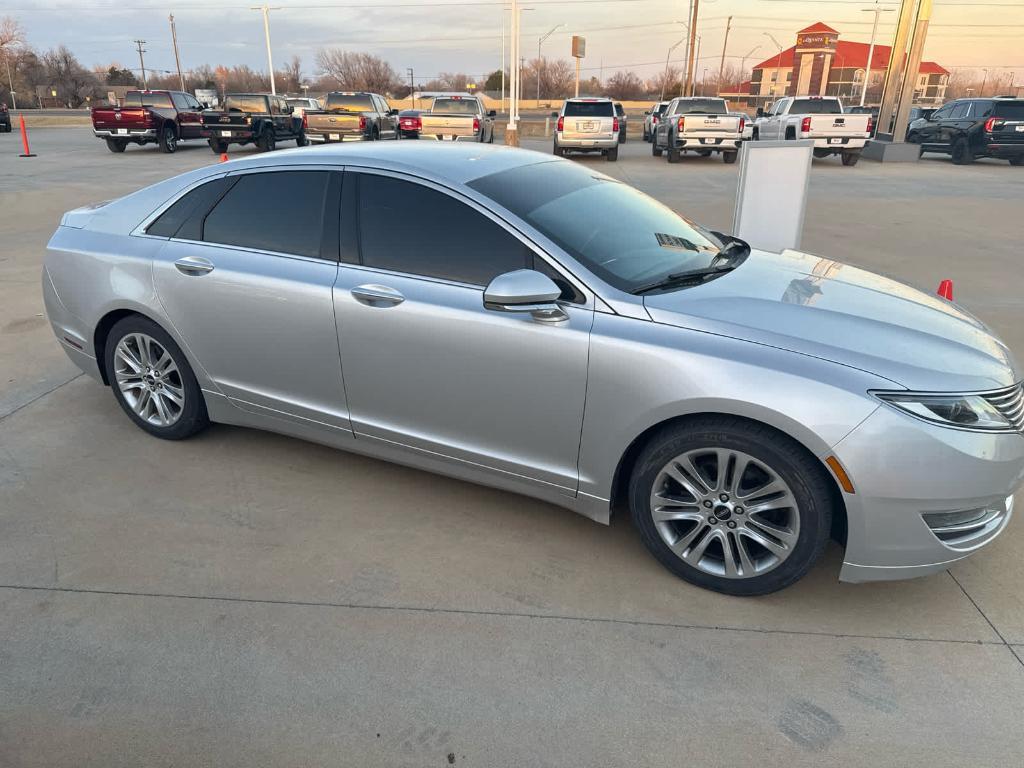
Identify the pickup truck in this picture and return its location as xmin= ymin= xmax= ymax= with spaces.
xmin=201 ymin=93 xmax=306 ymax=153
xmin=91 ymin=89 xmax=206 ymax=153
xmin=651 ymin=97 xmax=744 ymax=163
xmin=753 ymin=96 xmax=871 ymax=166
xmin=304 ymin=91 xmax=398 ymax=143
xmin=400 ymin=94 xmax=496 ymax=143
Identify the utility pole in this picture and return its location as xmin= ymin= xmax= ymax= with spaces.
xmin=507 ymin=0 xmax=519 ymax=145
xmin=500 ymin=10 xmax=506 ymax=112
xmin=683 ymin=0 xmax=699 ymax=97
xmin=407 ymin=67 xmax=415 ymax=109
xmin=717 ymin=15 xmax=732 ymax=95
xmin=169 ymin=14 xmax=185 ymax=92
xmin=860 ymin=1 xmax=893 ymax=106
xmin=980 ymin=68 xmax=988 ymax=96
xmin=251 ymin=4 xmax=280 ymax=95
xmin=691 ymin=35 xmax=702 ymax=96
xmin=537 ymin=24 xmax=562 ymax=103
xmin=3 ymin=46 xmax=17 ymax=110
xmin=133 ymin=39 xmax=147 ymax=90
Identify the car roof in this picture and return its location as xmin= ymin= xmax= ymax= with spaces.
xmin=216 ymin=142 xmax=558 ymax=186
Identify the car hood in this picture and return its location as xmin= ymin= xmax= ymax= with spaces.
xmin=642 ymin=248 xmax=1019 ymax=392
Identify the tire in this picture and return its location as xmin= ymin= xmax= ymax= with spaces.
xmin=642 ymin=128 xmax=650 ymax=142
xmin=606 ymin=145 xmax=618 ymax=161
xmin=951 ymin=137 xmax=973 ymax=165
xmin=652 ymin=136 xmax=663 ymax=157
xmin=841 ymin=151 xmax=860 ymax=167
xmin=666 ymin=147 xmax=680 ymax=163
xmin=1010 ymin=156 xmax=1024 ymax=166
xmin=105 ymin=137 xmax=127 ymax=153
xmin=813 ymin=148 xmax=831 ymax=159
xmin=103 ymin=316 xmax=209 ymax=441
xmin=257 ymin=127 xmax=276 ymax=152
xmin=723 ymin=151 xmax=738 ymax=164
xmin=618 ymin=129 xmax=626 ymax=144
xmin=751 ymin=127 xmax=759 ymax=141
xmin=628 ymin=416 xmax=834 ymax=596
xmin=553 ymin=139 xmax=564 ymax=157
xmin=208 ymin=139 xmax=228 ymax=154
xmin=158 ymin=123 xmax=178 ymax=154
xmin=296 ymin=130 xmax=308 ymax=147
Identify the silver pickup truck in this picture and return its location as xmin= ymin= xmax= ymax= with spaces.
xmin=416 ymin=94 xmax=496 ymax=142
xmin=651 ymin=97 xmax=744 ymax=164
xmin=753 ymin=96 xmax=871 ymax=166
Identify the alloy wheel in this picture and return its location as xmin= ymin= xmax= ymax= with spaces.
xmin=113 ymin=333 xmax=185 ymax=427
xmin=649 ymin=448 xmax=801 ymax=579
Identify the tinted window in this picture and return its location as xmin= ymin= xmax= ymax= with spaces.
xmin=357 ymin=174 xmax=530 ymax=285
xmin=224 ymin=95 xmax=269 ymax=113
xmin=790 ymin=98 xmax=842 ymax=114
xmin=931 ymin=105 xmax=952 ymax=120
xmin=204 ymin=171 xmax=331 ymax=258
xmin=655 ymin=103 xmax=670 ymax=115
xmin=564 ymin=101 xmax=614 ymax=117
xmin=469 ymin=161 xmax=727 ymax=293
xmin=615 ymin=103 xmax=625 ymax=117
xmin=432 ymin=97 xmax=479 ymax=114
xmin=147 ymin=177 xmax=236 ymax=239
xmin=124 ymin=91 xmax=174 ymax=109
xmin=326 ymin=93 xmax=374 ymax=112
xmin=949 ymin=102 xmax=970 ymax=119
xmin=993 ymin=101 xmax=1024 ymax=120
xmin=170 ymin=93 xmax=188 ymax=110
xmin=671 ymin=99 xmax=727 ymax=115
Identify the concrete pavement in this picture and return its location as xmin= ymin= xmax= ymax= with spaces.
xmin=1 ymin=128 xmax=1022 ymax=766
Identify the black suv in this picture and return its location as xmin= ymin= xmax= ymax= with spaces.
xmin=0 ymin=102 xmax=11 ymax=133
xmin=913 ymin=97 xmax=1024 ymax=165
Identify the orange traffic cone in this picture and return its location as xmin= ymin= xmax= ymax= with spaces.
xmin=19 ymin=114 xmax=37 ymax=158
xmin=219 ymin=152 xmax=229 ymax=163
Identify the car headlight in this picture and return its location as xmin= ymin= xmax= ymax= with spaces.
xmin=873 ymin=392 xmax=1013 ymax=431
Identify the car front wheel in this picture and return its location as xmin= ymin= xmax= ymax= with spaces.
xmin=158 ymin=124 xmax=177 ymax=153
xmin=629 ymin=417 xmax=834 ymax=595
xmin=104 ymin=316 xmax=209 ymax=440
xmin=951 ymin=137 xmax=973 ymax=165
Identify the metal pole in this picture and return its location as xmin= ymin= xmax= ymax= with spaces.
xmin=506 ymin=0 xmax=518 ymax=144
xmin=538 ymin=24 xmax=562 ymax=103
xmin=692 ymin=35 xmax=702 ymax=96
xmin=860 ymin=2 xmax=893 ymax=106
xmin=893 ymin=0 xmax=931 ymax=141
xmin=134 ymin=40 xmax=147 ymax=90
xmin=684 ymin=0 xmax=699 ymax=97
xmin=4 ymin=50 xmax=16 ymax=110
xmin=251 ymin=4 xmax=278 ymax=95
xmin=169 ymin=14 xmax=185 ymax=92
xmin=764 ymin=32 xmax=783 ymax=98
xmin=876 ymin=0 xmax=917 ymax=141
xmin=501 ymin=10 xmax=506 ymax=112
xmin=980 ymin=68 xmax=988 ymax=97
xmin=682 ymin=0 xmax=694 ymax=96
xmin=718 ymin=15 xmax=732 ymax=94
xmin=661 ymin=39 xmax=684 ymax=101
xmin=575 ymin=57 xmax=580 ymax=97
xmin=408 ymin=67 xmax=415 ymax=109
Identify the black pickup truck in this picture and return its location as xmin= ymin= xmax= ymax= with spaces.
xmin=202 ymin=93 xmax=307 ymax=153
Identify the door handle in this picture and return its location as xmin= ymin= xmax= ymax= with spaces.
xmin=174 ymin=256 xmax=215 ymax=275
xmin=351 ymin=284 xmax=405 ymax=307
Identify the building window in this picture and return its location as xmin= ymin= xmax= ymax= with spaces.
xmin=770 ymin=71 xmax=778 ymax=83
xmin=853 ymin=69 xmax=864 ymax=83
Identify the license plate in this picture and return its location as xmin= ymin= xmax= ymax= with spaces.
xmin=828 ymin=137 xmax=843 ymax=144
xmin=1016 ymin=125 xmax=1024 ymax=132
xmin=702 ymin=138 xmax=716 ymax=144
xmin=221 ymin=130 xmax=232 ymax=137
xmin=329 ymin=133 xmax=340 ymax=140
xmin=578 ymin=121 xmax=596 ymax=132
xmin=117 ymin=129 xmax=128 ymax=135
xmin=442 ymin=135 xmax=454 ymax=141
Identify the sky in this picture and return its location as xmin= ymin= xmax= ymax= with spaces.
xmin=7 ymin=0 xmax=1024 ymax=87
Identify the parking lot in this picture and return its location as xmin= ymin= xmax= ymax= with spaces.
xmin=2 ymin=127 xmax=1023 ymax=766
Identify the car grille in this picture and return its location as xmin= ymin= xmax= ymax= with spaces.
xmin=983 ymin=383 xmax=1024 ymax=432
xmin=922 ymin=498 xmax=1012 ymax=550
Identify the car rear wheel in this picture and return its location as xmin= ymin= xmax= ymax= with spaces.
xmin=105 ymin=138 xmax=127 ymax=153
xmin=666 ymin=147 xmax=680 ymax=163
xmin=158 ymin=124 xmax=177 ymax=153
xmin=723 ymin=151 xmax=738 ymax=164
xmin=257 ymin=127 xmax=276 ymax=152
xmin=209 ymin=138 xmax=228 ymax=154
xmin=841 ymin=152 xmax=860 ymax=166
xmin=104 ymin=316 xmax=209 ymax=441
xmin=652 ymin=136 xmax=663 ymax=157
xmin=951 ymin=138 xmax=973 ymax=165
xmin=296 ymin=130 xmax=308 ymax=147
xmin=552 ymin=139 xmax=564 ymax=157
xmin=1008 ymin=156 xmax=1023 ymax=166
xmin=606 ymin=145 xmax=619 ymax=161
xmin=629 ymin=417 xmax=833 ymax=596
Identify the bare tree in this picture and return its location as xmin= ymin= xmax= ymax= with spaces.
xmin=41 ymin=46 xmax=99 ymax=107
xmin=277 ymin=55 xmax=302 ymax=94
xmin=604 ymin=70 xmax=644 ymax=100
xmin=0 ymin=15 xmax=26 ymax=48
xmin=315 ymin=49 xmax=400 ymax=94
xmin=649 ymin=65 xmax=682 ymax=100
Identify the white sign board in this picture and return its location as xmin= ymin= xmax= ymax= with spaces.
xmin=732 ymin=140 xmax=813 ymax=253
xmin=195 ymin=89 xmax=219 ymax=108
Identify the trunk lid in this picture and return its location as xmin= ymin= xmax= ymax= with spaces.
xmin=306 ymin=111 xmax=364 ymax=137
xmin=989 ymin=102 xmax=1024 ymax=144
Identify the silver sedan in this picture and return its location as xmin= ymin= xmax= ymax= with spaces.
xmin=43 ymin=143 xmax=1024 ymax=595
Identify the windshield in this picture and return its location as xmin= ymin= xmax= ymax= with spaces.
xmin=431 ymin=98 xmax=479 ymax=114
xmin=124 ymin=92 xmax=173 ymax=109
xmin=224 ymin=95 xmax=268 ymax=113
xmin=993 ymin=101 xmax=1024 ymax=120
xmin=564 ymin=101 xmax=614 ymax=117
xmin=469 ymin=161 xmax=727 ymax=293
xmin=791 ymin=98 xmax=843 ymax=114
xmin=326 ymin=93 xmax=373 ymax=112
xmin=287 ymin=98 xmax=315 ymax=108
xmin=672 ymin=99 xmax=727 ymax=115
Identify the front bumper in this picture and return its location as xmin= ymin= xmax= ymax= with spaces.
xmin=833 ymin=404 xmax=1024 ymax=582
xmin=93 ymin=128 xmax=157 ymax=140
xmin=555 ymin=133 xmax=618 ymax=150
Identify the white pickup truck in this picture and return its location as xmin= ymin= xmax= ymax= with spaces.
xmin=753 ymin=96 xmax=872 ymax=166
xmin=651 ymin=97 xmax=744 ymax=164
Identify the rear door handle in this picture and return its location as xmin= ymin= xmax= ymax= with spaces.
xmin=174 ymin=256 xmax=215 ymax=275
xmin=351 ymin=284 xmax=405 ymax=307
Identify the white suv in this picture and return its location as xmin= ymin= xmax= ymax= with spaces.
xmin=552 ymin=98 xmax=619 ymax=161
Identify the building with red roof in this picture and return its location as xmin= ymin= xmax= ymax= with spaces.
xmin=749 ymin=22 xmax=949 ymax=106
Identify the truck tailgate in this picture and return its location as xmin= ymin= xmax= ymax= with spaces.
xmin=306 ymin=112 xmax=363 ymax=137
xmin=202 ymin=112 xmax=253 ymax=132
xmin=92 ymin=107 xmax=151 ymax=131
xmin=420 ymin=114 xmax=477 ymax=139
xmin=680 ymin=114 xmax=742 ymax=135
xmin=805 ymin=114 xmax=870 ymax=136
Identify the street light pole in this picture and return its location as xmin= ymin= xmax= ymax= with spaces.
xmin=251 ymin=4 xmax=280 ymax=95
xmin=661 ymin=37 xmax=686 ymax=101
xmin=860 ymin=1 xmax=894 ymax=106
xmin=538 ymin=24 xmax=563 ymax=103
xmin=764 ymin=32 xmax=783 ymax=97
xmin=169 ymin=14 xmax=185 ymax=92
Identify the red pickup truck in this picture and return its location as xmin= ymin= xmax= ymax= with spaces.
xmin=91 ymin=90 xmax=206 ymax=153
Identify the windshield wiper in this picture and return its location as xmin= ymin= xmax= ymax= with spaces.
xmin=632 ymin=237 xmax=749 ymax=295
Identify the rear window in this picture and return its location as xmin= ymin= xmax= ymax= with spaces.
xmin=431 ymin=98 xmax=479 ymax=114
xmin=124 ymin=92 xmax=173 ymax=109
xmin=993 ymin=101 xmax=1024 ymax=120
xmin=655 ymin=103 xmax=669 ymax=115
xmin=564 ymin=101 xmax=614 ymax=118
xmin=224 ymin=95 xmax=268 ymax=113
xmin=671 ymin=99 xmax=727 ymax=115
xmin=326 ymin=93 xmax=373 ymax=112
xmin=791 ymin=98 xmax=843 ymax=114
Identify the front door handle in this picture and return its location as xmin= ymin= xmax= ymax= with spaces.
xmin=174 ymin=256 xmax=215 ymax=275
xmin=351 ymin=284 xmax=405 ymax=307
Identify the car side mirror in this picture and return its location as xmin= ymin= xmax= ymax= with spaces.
xmin=484 ymin=270 xmax=567 ymax=323
xmin=550 ymin=111 xmax=558 ymax=117
xmin=756 ymin=107 xmax=765 ymax=117
xmin=389 ymin=109 xmax=399 ymax=115
xmin=488 ymin=109 xmax=497 ymax=117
